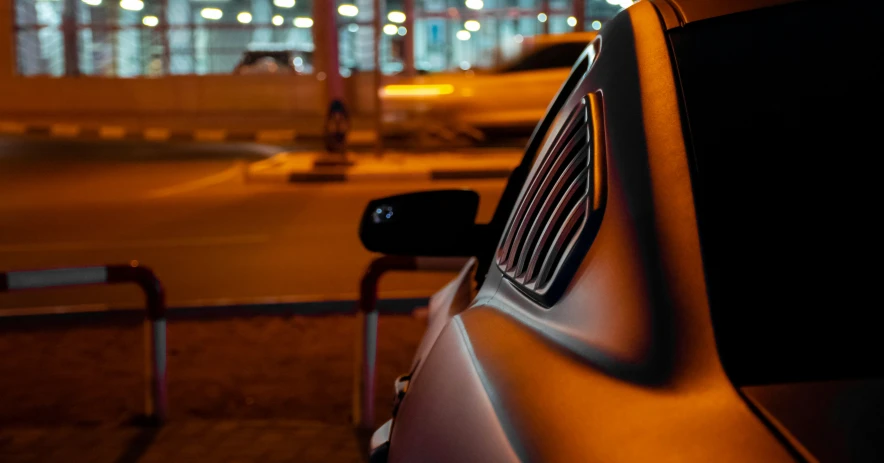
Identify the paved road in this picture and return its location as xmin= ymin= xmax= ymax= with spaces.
xmin=0 ymin=136 xmax=507 ymax=311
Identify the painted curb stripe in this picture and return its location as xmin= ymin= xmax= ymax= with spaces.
xmin=2 ymin=123 xmax=390 ymax=146
xmin=144 ymin=128 xmax=171 ymax=141
xmin=99 ymin=126 xmax=127 ymax=139
xmin=50 ymin=124 xmax=81 ymax=137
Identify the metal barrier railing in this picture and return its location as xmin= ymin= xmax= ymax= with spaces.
xmin=2 ymin=257 xmax=467 ymax=429
xmin=352 ymin=255 xmax=468 ymax=430
xmin=0 ymin=262 xmax=168 ymax=425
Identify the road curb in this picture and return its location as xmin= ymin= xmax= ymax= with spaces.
xmin=273 ymin=168 xmax=512 ymax=183
xmin=0 ymin=296 xmax=429 ymax=326
xmin=245 ymin=152 xmax=516 ymax=184
xmin=0 ymin=120 xmax=378 ymax=147
xmin=287 ymin=169 xmax=512 ymax=183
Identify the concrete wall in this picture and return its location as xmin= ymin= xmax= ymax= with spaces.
xmin=0 ymin=75 xmax=327 ymax=115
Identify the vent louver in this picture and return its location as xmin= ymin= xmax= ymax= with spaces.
xmin=497 ymin=93 xmax=605 ymax=303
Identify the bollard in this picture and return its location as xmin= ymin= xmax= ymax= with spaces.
xmin=1 ymin=262 xmax=167 ymax=424
xmin=143 ymin=316 xmax=167 ymax=423
xmin=352 ymin=256 xmax=468 ymax=430
xmin=107 ymin=264 xmax=168 ymax=425
xmin=354 ymin=308 xmax=379 ymax=430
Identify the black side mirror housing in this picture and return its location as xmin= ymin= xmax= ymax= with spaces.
xmin=359 ymin=190 xmax=480 ymax=257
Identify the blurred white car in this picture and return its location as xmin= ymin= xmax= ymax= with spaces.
xmin=381 ymin=32 xmax=597 ymax=135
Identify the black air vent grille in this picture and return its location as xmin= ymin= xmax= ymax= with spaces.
xmin=497 ymin=99 xmax=591 ymax=291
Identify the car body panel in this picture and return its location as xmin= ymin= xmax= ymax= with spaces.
xmin=408 ymin=257 xmax=478 ymax=378
xmin=389 ymin=316 xmax=521 ymax=463
xmin=385 ymin=2 xmax=795 ymax=461
xmin=744 ymin=380 xmax=884 ymax=463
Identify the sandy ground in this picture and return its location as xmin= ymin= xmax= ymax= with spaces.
xmin=0 ymin=314 xmax=425 ymax=429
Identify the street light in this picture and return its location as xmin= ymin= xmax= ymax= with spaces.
xmin=591 ymin=20 xmax=602 ymax=30
xmin=294 ymin=17 xmax=313 ymax=28
xmin=465 ymin=0 xmax=484 ymax=10
xmin=387 ymin=11 xmax=406 ymax=23
xmin=464 ymin=20 xmax=480 ymax=32
xmin=456 ymin=30 xmax=471 ymax=40
xmin=82 ymin=0 xmax=102 ymax=6
xmin=237 ymin=12 xmax=252 ymax=24
xmin=383 ymin=24 xmax=398 ymax=35
xmin=398 ymin=26 xmax=407 ymax=36
xmin=567 ymin=16 xmax=577 ymax=27
xmin=537 ymin=13 xmax=548 ymax=23
xmin=338 ymin=4 xmax=359 ymax=17
xmin=120 ymin=0 xmax=144 ymax=12
xmin=273 ymin=0 xmax=295 ymax=8
xmin=201 ymin=8 xmax=223 ymax=20
xmin=142 ymin=15 xmax=158 ymax=27
xmin=272 ymin=15 xmax=284 ymax=26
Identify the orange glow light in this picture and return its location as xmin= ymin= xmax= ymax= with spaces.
xmin=380 ymin=84 xmax=455 ymax=97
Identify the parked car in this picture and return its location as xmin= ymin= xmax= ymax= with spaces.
xmin=232 ymin=50 xmax=303 ymax=75
xmin=380 ymin=32 xmax=598 ymax=136
xmin=360 ymin=0 xmax=883 ymax=461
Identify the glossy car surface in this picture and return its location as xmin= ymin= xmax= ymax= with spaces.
xmin=368 ymin=0 xmax=883 ymax=462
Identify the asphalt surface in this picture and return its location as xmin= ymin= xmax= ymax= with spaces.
xmin=0 ymin=136 xmax=507 ymax=311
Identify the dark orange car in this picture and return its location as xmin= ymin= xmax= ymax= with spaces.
xmin=360 ymin=0 xmax=883 ymax=461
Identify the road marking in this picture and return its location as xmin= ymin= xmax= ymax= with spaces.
xmin=146 ymin=162 xmax=246 ymax=198
xmin=0 ymin=234 xmax=269 ymax=253
xmin=0 ymin=121 xmax=26 ymax=134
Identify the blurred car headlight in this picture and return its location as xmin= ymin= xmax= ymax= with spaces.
xmin=379 ymin=84 xmax=455 ymax=98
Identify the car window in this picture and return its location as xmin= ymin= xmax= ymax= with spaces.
xmin=672 ymin=1 xmax=883 ymax=385
xmin=499 ymin=42 xmax=588 ymax=73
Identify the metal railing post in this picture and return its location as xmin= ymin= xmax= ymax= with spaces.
xmin=1 ymin=262 xmax=167 ymax=425
xmin=107 ymin=263 xmax=167 ymax=425
xmin=352 ymin=255 xmax=467 ymax=430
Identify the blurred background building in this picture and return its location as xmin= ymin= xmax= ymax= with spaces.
xmin=10 ymin=0 xmax=628 ymax=78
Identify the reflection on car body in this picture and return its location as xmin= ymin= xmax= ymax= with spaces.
xmin=361 ymin=0 xmax=884 ymax=461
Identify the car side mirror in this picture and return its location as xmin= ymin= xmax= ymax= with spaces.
xmin=359 ymin=190 xmax=481 ymax=257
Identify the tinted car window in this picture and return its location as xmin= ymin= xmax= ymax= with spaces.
xmin=672 ymin=1 xmax=884 ymax=385
xmin=499 ymin=42 xmax=587 ymax=73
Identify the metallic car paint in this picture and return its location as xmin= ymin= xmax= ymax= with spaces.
xmin=386 ymin=2 xmax=797 ymax=462
xmin=388 ymin=317 xmax=521 ymax=463
xmin=408 ymin=258 xmax=478 ymax=379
